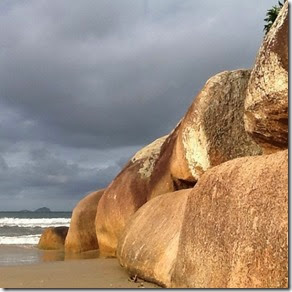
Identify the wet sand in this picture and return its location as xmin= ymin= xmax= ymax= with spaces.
xmin=0 ymin=257 xmax=159 ymax=288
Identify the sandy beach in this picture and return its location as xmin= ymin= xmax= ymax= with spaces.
xmin=0 ymin=257 xmax=159 ymax=288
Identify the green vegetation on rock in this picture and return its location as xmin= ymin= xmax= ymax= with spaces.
xmin=264 ymin=1 xmax=284 ymax=34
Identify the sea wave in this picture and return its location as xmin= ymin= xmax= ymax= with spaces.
xmin=0 ymin=234 xmax=42 ymax=245
xmin=0 ymin=217 xmax=71 ymax=228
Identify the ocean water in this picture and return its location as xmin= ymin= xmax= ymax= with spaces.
xmin=0 ymin=211 xmax=71 ymax=266
xmin=0 ymin=212 xmax=71 ymax=245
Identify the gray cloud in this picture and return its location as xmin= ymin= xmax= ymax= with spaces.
xmin=0 ymin=144 xmax=136 ymax=210
xmin=0 ymin=0 xmax=276 ymax=210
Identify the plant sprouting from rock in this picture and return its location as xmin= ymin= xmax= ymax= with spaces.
xmin=264 ymin=1 xmax=284 ymax=34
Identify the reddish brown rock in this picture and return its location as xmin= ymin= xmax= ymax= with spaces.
xmin=172 ymin=150 xmax=288 ymax=288
xmin=95 ymin=136 xmax=168 ymax=256
xmin=65 ymin=189 xmax=104 ymax=253
xmin=117 ymin=189 xmax=190 ymax=287
xmin=244 ymin=2 xmax=288 ymax=153
xmin=38 ymin=226 xmax=69 ymax=250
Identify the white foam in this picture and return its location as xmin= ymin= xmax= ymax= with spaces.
xmin=0 ymin=234 xmax=42 ymax=245
xmin=0 ymin=217 xmax=70 ymax=228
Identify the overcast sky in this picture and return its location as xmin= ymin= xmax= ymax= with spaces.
xmin=0 ymin=0 xmax=276 ymax=211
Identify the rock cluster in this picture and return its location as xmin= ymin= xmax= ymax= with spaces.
xmin=116 ymin=4 xmax=288 ymax=287
xmin=95 ymin=69 xmax=263 ymax=255
xmin=118 ymin=150 xmax=288 ymax=288
xmin=38 ymin=3 xmax=288 ymax=288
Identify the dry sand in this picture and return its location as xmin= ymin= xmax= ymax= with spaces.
xmin=0 ymin=258 xmax=159 ymax=288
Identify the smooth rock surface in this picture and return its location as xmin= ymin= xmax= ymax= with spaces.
xmin=65 ymin=189 xmax=104 ymax=253
xmin=117 ymin=189 xmax=190 ymax=287
xmin=95 ymin=136 xmax=167 ymax=256
xmin=244 ymin=2 xmax=288 ymax=153
xmin=172 ymin=150 xmax=288 ymax=288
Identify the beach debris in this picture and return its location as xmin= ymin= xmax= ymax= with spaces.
xmin=128 ymin=274 xmax=138 ymax=282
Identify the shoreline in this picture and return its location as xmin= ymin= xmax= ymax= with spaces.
xmin=0 ymin=245 xmax=159 ymax=288
xmin=0 ymin=257 xmax=159 ymax=288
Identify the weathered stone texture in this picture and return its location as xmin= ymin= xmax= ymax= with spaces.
xmin=169 ymin=69 xmax=262 ymax=182
xmin=149 ymin=70 xmax=262 ymax=200
xmin=244 ymin=2 xmax=288 ymax=153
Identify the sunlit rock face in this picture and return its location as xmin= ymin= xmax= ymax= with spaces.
xmin=244 ymin=2 xmax=288 ymax=154
xmin=168 ymin=69 xmax=261 ymax=183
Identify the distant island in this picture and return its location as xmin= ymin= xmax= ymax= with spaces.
xmin=19 ymin=207 xmax=52 ymax=213
xmin=34 ymin=207 xmax=51 ymax=213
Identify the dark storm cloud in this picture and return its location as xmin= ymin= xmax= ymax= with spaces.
xmin=0 ymin=0 xmax=276 ymax=210
xmin=0 ymin=145 xmax=127 ymax=210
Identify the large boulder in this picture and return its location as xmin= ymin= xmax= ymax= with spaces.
xmin=95 ymin=136 xmax=168 ymax=256
xmin=244 ymin=2 xmax=288 ymax=153
xmin=117 ymin=189 xmax=190 ymax=287
xmin=65 ymin=189 xmax=104 ymax=253
xmin=148 ymin=69 xmax=262 ymax=200
xmin=169 ymin=69 xmax=262 ymax=182
xmin=117 ymin=150 xmax=287 ymax=288
xmin=38 ymin=226 xmax=69 ymax=250
xmin=172 ymin=150 xmax=288 ymax=288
